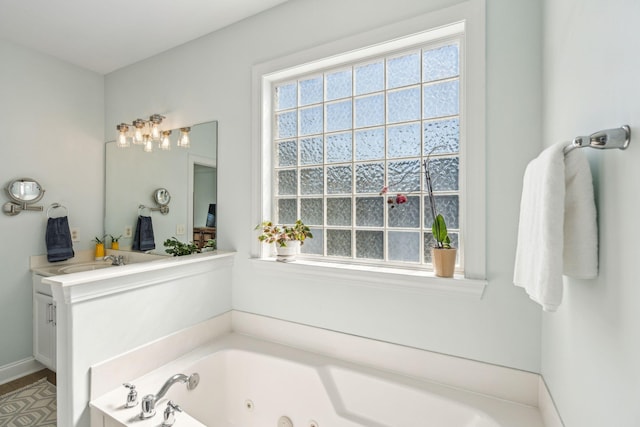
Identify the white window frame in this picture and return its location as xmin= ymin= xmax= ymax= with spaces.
xmin=251 ymin=0 xmax=486 ymax=295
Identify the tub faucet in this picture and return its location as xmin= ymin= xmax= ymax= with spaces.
xmin=162 ymin=400 xmax=182 ymax=427
xmin=140 ymin=373 xmax=199 ymax=419
xmin=103 ymin=255 xmax=125 ymax=265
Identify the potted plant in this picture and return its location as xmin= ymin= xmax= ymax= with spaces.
xmin=424 ymin=157 xmax=457 ymax=277
xmin=109 ymin=234 xmax=122 ymax=250
xmin=163 ymin=237 xmax=199 ymax=256
xmin=256 ymin=219 xmax=313 ymax=262
xmin=201 ymin=239 xmax=216 ymax=252
xmin=94 ymin=235 xmax=106 ymax=260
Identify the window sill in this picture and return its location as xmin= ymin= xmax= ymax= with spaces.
xmin=249 ymin=258 xmax=486 ymax=298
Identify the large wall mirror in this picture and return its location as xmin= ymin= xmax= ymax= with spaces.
xmin=105 ymin=121 xmax=217 ymax=253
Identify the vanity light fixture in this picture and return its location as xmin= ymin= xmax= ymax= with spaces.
xmin=177 ymin=127 xmax=191 ymax=148
xmin=160 ymin=130 xmax=172 ymax=151
xmin=143 ymin=134 xmax=154 ymax=153
xmin=149 ymin=114 xmax=163 ymax=141
xmin=115 ymin=114 xmax=191 ymax=152
xmin=132 ymin=119 xmax=146 ymax=145
xmin=116 ymin=123 xmax=130 ymax=148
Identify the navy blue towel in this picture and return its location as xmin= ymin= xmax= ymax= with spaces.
xmin=45 ymin=216 xmax=75 ymax=262
xmin=132 ymin=215 xmax=155 ymax=251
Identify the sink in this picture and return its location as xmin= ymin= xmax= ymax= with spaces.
xmin=58 ymin=262 xmax=114 ymax=274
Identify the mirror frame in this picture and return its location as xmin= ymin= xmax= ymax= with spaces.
xmin=6 ymin=178 xmax=45 ymax=204
xmin=153 ymin=188 xmax=171 ymax=206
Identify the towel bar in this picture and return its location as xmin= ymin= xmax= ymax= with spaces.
xmin=564 ymin=125 xmax=631 ymax=154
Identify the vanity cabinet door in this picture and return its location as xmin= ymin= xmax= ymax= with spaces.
xmin=34 ymin=292 xmax=56 ymax=371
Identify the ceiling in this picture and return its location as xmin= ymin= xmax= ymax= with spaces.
xmin=0 ymin=0 xmax=290 ymax=74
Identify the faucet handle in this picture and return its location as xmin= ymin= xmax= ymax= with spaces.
xmin=162 ymin=400 xmax=183 ymax=427
xmin=123 ymin=383 xmax=138 ymax=408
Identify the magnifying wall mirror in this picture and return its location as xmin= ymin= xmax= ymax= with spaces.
xmin=153 ymin=188 xmax=171 ymax=206
xmin=7 ymin=178 xmax=45 ymax=203
xmin=3 ymin=178 xmax=45 ymax=216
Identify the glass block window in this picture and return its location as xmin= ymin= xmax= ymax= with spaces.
xmin=271 ymin=39 xmax=462 ymax=270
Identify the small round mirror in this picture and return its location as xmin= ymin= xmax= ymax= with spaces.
xmin=6 ymin=178 xmax=45 ymax=204
xmin=153 ymin=188 xmax=171 ymax=206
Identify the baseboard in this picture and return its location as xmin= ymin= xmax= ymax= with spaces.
xmin=0 ymin=357 xmax=46 ymax=386
xmin=538 ymin=377 xmax=565 ymax=427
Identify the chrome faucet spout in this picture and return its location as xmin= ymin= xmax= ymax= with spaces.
xmin=103 ymin=255 xmax=125 ymax=265
xmin=155 ymin=374 xmax=189 ymax=401
xmin=140 ymin=373 xmax=199 ymax=419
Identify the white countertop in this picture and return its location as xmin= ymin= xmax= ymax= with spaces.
xmin=31 ymin=249 xmax=169 ymax=277
xmin=34 ymin=251 xmax=235 ymax=305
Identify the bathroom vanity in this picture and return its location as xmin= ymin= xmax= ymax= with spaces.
xmin=30 ymin=249 xmax=173 ymax=373
xmin=32 ymin=274 xmax=57 ymax=370
xmin=31 ymin=251 xmax=109 ymax=372
xmin=30 ymin=249 xmax=235 ymax=427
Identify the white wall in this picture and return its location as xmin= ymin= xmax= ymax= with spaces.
xmin=106 ymin=0 xmax=544 ymax=372
xmin=541 ymin=0 xmax=640 ymax=425
xmin=0 ymin=40 xmax=104 ymax=369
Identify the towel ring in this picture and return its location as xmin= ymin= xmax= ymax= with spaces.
xmin=47 ymin=203 xmax=68 ymax=218
xmin=138 ymin=204 xmax=151 ymax=215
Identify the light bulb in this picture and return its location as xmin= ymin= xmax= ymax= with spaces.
xmin=160 ymin=130 xmax=172 ymax=151
xmin=116 ymin=123 xmax=130 ymax=148
xmin=149 ymin=114 xmax=163 ymax=141
xmin=143 ymin=135 xmax=153 ymax=153
xmin=151 ymin=123 xmax=160 ymax=140
xmin=133 ymin=119 xmax=145 ymax=144
xmin=178 ymin=127 xmax=191 ymax=148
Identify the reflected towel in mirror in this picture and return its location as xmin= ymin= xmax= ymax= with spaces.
xmin=132 ymin=215 xmax=155 ymax=251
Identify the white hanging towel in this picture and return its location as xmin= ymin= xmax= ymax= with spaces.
xmin=513 ymin=141 xmax=598 ymax=311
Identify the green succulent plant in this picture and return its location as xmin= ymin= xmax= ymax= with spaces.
xmin=163 ymin=237 xmax=199 ymax=256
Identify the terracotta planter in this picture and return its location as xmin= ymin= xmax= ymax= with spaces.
xmin=431 ymin=247 xmax=457 ymax=278
xmin=275 ymin=240 xmax=301 ymax=262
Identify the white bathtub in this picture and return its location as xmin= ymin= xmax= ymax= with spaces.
xmin=90 ymin=334 xmax=544 ymax=427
